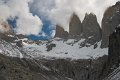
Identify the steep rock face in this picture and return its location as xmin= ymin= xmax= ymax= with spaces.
xmin=101 ymin=1 xmax=120 ymax=48
xmin=101 ymin=27 xmax=120 ymax=79
xmin=0 ymin=54 xmax=70 ymax=80
xmin=82 ymin=13 xmax=101 ymax=40
xmin=108 ymin=27 xmax=120 ymax=68
xmin=69 ymin=13 xmax=82 ymax=37
xmin=44 ymin=57 xmax=107 ymax=80
xmin=81 ymin=13 xmax=101 ymax=46
xmin=0 ymin=53 xmax=107 ymax=80
xmin=55 ymin=25 xmax=69 ymax=39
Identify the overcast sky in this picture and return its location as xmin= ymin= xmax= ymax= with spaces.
xmin=0 ymin=0 xmax=119 ymax=38
xmin=29 ymin=0 xmax=119 ymax=31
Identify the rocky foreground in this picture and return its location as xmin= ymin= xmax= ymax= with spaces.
xmin=0 ymin=53 xmax=107 ymax=80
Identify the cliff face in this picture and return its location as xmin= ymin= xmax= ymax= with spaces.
xmin=69 ymin=13 xmax=82 ymax=37
xmin=101 ymin=26 xmax=120 ymax=79
xmin=55 ymin=2 xmax=120 ymax=49
xmin=101 ymin=1 xmax=120 ymax=48
xmin=55 ymin=13 xmax=101 ymax=46
xmin=0 ymin=54 xmax=70 ymax=80
xmin=82 ymin=13 xmax=101 ymax=45
xmin=108 ymin=27 xmax=120 ymax=69
xmin=0 ymin=53 xmax=107 ymax=80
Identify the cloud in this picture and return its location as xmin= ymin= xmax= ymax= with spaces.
xmin=0 ymin=0 xmax=119 ymax=36
xmin=0 ymin=0 xmax=43 ymax=35
xmin=29 ymin=0 xmax=119 ymax=32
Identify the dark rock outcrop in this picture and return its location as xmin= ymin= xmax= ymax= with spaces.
xmin=80 ymin=13 xmax=101 ymax=47
xmin=0 ymin=53 xmax=107 ymax=80
xmin=100 ymin=26 xmax=120 ymax=79
xmin=0 ymin=54 xmax=70 ymax=80
xmin=16 ymin=40 xmax=23 ymax=47
xmin=69 ymin=13 xmax=82 ymax=37
xmin=44 ymin=56 xmax=107 ymax=80
xmin=0 ymin=33 xmax=17 ymax=42
xmin=46 ymin=43 xmax=56 ymax=51
xmin=101 ymin=1 xmax=120 ymax=48
xmin=55 ymin=25 xmax=69 ymax=39
xmin=16 ymin=34 xmax=26 ymax=39
xmin=108 ymin=27 xmax=120 ymax=69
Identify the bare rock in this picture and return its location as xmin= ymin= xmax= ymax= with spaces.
xmin=101 ymin=1 xmax=120 ymax=48
xmin=69 ymin=13 xmax=82 ymax=38
xmin=81 ymin=13 xmax=101 ymax=46
xmin=55 ymin=25 xmax=69 ymax=39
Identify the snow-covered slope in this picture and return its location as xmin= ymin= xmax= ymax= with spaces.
xmin=0 ymin=37 xmax=108 ymax=60
xmin=0 ymin=39 xmax=23 ymax=58
xmin=21 ymin=38 xmax=108 ymax=59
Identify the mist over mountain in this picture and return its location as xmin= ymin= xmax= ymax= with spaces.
xmin=0 ymin=1 xmax=120 ymax=80
xmin=0 ymin=0 xmax=119 ymax=39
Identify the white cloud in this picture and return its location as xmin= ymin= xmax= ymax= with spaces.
xmin=29 ymin=0 xmax=119 ymax=31
xmin=0 ymin=0 xmax=119 ymax=35
xmin=0 ymin=0 xmax=43 ymax=35
xmin=16 ymin=15 xmax=42 ymax=35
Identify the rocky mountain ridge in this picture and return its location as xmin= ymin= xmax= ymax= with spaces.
xmin=0 ymin=32 xmax=107 ymax=80
xmin=101 ymin=1 xmax=120 ymax=48
xmin=69 ymin=13 xmax=82 ymax=37
xmin=0 ymin=1 xmax=120 ymax=80
xmin=55 ymin=13 xmax=101 ymax=47
xmin=55 ymin=1 xmax=120 ymax=48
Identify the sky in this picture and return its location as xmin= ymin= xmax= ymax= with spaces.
xmin=0 ymin=0 xmax=119 ymax=40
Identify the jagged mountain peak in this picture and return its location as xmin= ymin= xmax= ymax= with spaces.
xmin=103 ymin=2 xmax=120 ymax=18
xmin=69 ymin=13 xmax=82 ymax=36
xmin=0 ymin=1 xmax=120 ymax=80
xmin=114 ymin=1 xmax=120 ymax=7
xmin=81 ymin=13 xmax=101 ymax=46
xmin=54 ymin=25 xmax=69 ymax=39
xmin=54 ymin=12 xmax=102 ymax=46
xmin=83 ymin=13 xmax=98 ymax=22
xmin=70 ymin=13 xmax=80 ymax=21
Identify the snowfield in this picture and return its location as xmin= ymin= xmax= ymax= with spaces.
xmin=0 ymin=38 xmax=108 ymax=60
xmin=22 ymin=38 xmax=108 ymax=60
